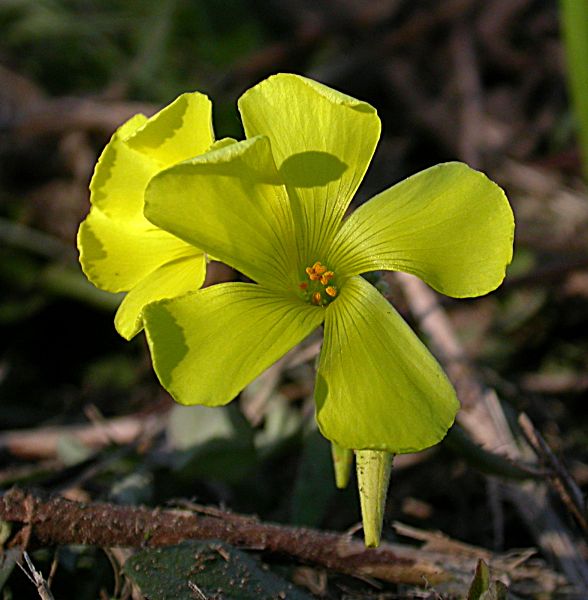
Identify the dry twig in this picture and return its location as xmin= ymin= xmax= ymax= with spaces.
xmin=518 ymin=413 xmax=588 ymax=537
xmin=17 ymin=552 xmax=55 ymax=600
xmin=0 ymin=488 xmax=565 ymax=596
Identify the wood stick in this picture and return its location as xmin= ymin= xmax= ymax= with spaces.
xmin=0 ymin=488 xmax=565 ymax=595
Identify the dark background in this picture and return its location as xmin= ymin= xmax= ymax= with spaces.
xmin=1 ymin=1 xmax=587 ymax=598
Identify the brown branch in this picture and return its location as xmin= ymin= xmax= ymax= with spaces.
xmin=0 ymin=488 xmax=565 ymax=595
xmin=0 ymin=488 xmax=443 ymax=587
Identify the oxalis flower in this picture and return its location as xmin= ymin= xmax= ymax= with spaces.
xmin=142 ymin=74 xmax=514 ymax=546
xmin=78 ymin=93 xmax=215 ymax=340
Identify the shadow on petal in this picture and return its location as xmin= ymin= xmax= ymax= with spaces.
xmin=145 ymin=304 xmax=189 ymax=391
xmin=280 ymin=151 xmax=347 ymax=188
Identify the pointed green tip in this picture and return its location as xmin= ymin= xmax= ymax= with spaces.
xmin=355 ymin=450 xmax=394 ymax=547
xmin=331 ymin=443 xmax=354 ymax=488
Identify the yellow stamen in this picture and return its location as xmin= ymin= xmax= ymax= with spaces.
xmin=320 ymin=271 xmax=334 ymax=285
xmin=300 ymin=261 xmax=338 ymax=306
xmin=312 ymin=262 xmax=327 ymax=275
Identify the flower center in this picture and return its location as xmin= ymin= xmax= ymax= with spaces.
xmin=298 ymin=261 xmax=338 ymax=306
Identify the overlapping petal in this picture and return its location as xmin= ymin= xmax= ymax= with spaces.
xmin=315 ymin=276 xmax=459 ymax=453
xmin=78 ymin=207 xmax=198 ymax=292
xmin=89 ymin=93 xmax=213 ymax=223
xmin=238 ymin=73 xmax=381 ymax=262
xmin=125 ymin=92 xmax=214 ymax=168
xmin=114 ymin=254 xmax=206 ymax=340
xmin=145 ymin=136 xmax=298 ymax=289
xmin=79 ymin=92 xmax=214 ymax=337
xmin=88 ymin=114 xmax=158 ymax=223
xmin=328 ymin=162 xmax=515 ymax=297
xmin=143 ymin=283 xmax=325 ymax=406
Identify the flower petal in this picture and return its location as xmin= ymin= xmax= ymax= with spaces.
xmin=329 ymin=162 xmax=514 ymax=297
xmin=89 ymin=114 xmax=158 ymax=222
xmin=143 ymin=283 xmax=325 ymax=406
xmin=114 ymin=254 xmax=206 ymax=340
xmin=315 ymin=276 xmax=459 ymax=453
xmin=78 ymin=207 xmax=197 ymax=293
xmin=145 ymin=136 xmax=298 ymax=289
xmin=238 ymin=73 xmax=381 ymax=260
xmin=79 ymin=93 xmax=214 ymax=321
xmin=125 ymin=92 xmax=214 ymax=167
xmin=90 ymin=92 xmax=213 ymax=223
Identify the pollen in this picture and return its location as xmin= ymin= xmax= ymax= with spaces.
xmin=298 ymin=261 xmax=339 ymax=306
xmin=313 ymin=262 xmax=327 ymax=275
xmin=320 ymin=271 xmax=334 ymax=285
xmin=305 ymin=266 xmax=319 ymax=281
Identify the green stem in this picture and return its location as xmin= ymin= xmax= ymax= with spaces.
xmin=560 ymin=0 xmax=588 ymax=180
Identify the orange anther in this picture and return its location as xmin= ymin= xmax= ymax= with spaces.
xmin=313 ymin=262 xmax=327 ymax=275
xmin=320 ymin=271 xmax=334 ymax=285
xmin=299 ymin=282 xmax=308 ymax=290
xmin=325 ymin=286 xmax=337 ymax=297
xmin=312 ymin=292 xmax=322 ymax=305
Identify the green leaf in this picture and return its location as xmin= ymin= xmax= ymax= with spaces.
xmin=143 ymin=283 xmax=324 ymax=407
xmin=145 ymin=136 xmax=298 ymax=289
xmin=238 ymin=73 xmax=381 ymax=262
xmin=481 ymin=581 xmax=508 ymax=600
xmin=110 ymin=471 xmax=154 ymax=505
xmin=329 ymin=162 xmax=514 ymax=297
xmin=165 ymin=404 xmax=256 ymax=483
xmin=56 ymin=436 xmax=93 ymax=466
xmin=290 ymin=427 xmax=335 ymax=527
xmin=315 ymin=276 xmax=459 ymax=452
xmin=467 ymin=559 xmax=509 ymax=600
xmin=114 ymin=253 xmax=206 ymax=340
xmin=254 ymin=394 xmax=303 ymax=458
xmin=124 ymin=541 xmax=313 ymax=600
xmin=0 ymin=548 xmax=19 ymax=592
xmin=0 ymin=521 xmax=11 ymax=548
xmin=560 ymin=0 xmax=588 ymax=180
xmin=468 ymin=559 xmax=491 ymax=600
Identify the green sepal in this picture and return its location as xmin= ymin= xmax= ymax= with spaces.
xmin=355 ymin=450 xmax=394 ymax=548
xmin=331 ymin=442 xmax=354 ymax=489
